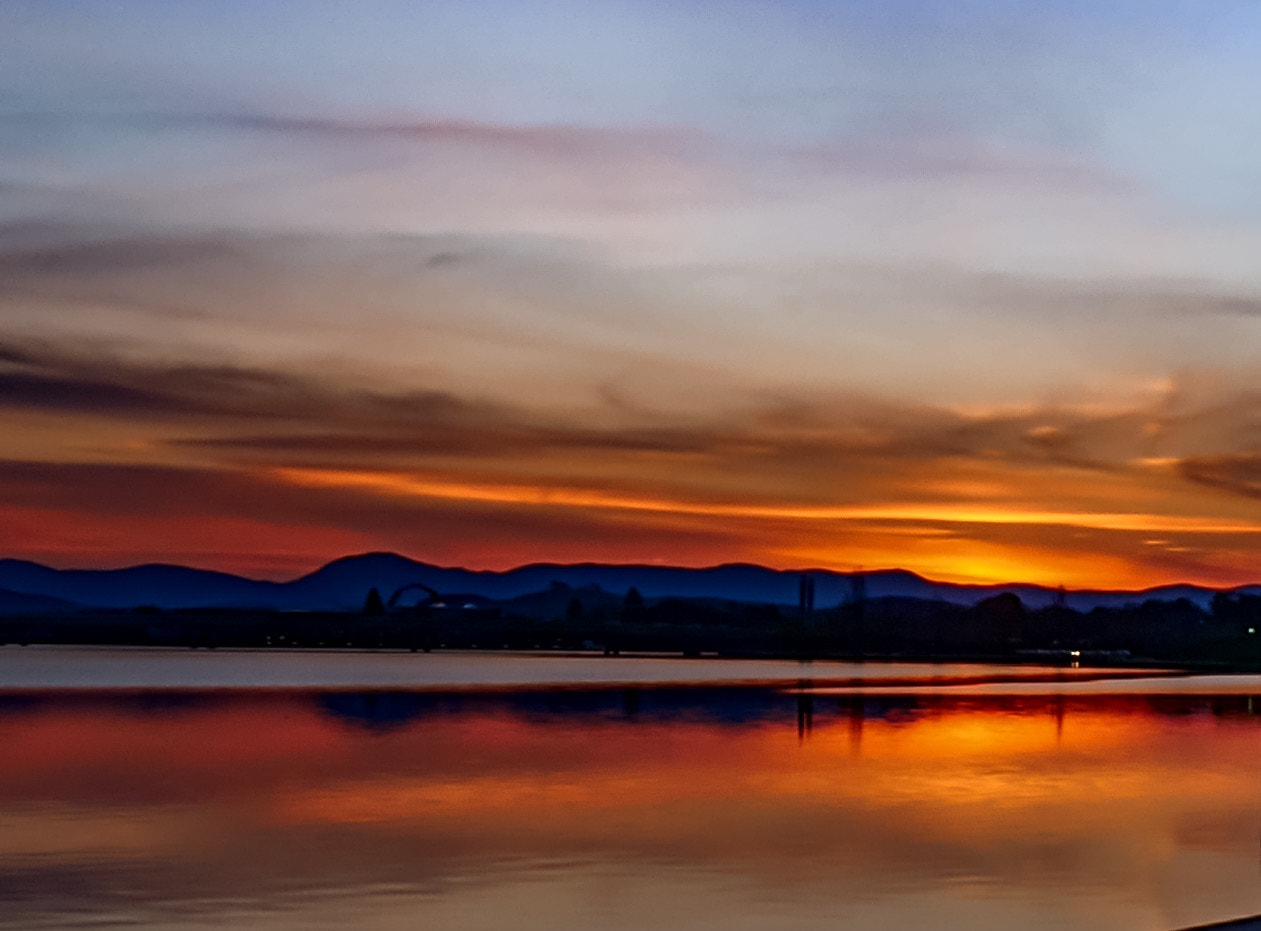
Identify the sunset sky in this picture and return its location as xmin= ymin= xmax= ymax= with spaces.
xmin=5 ymin=1 xmax=1261 ymax=586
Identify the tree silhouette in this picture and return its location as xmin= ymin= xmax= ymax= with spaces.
xmin=362 ymin=587 xmax=385 ymax=616
xmin=624 ymin=586 xmax=644 ymax=621
xmin=971 ymin=592 xmax=1025 ymax=648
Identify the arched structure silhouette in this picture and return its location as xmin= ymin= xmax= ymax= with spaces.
xmin=387 ymin=583 xmax=441 ymax=610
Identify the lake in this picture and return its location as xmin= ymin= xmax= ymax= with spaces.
xmin=1 ymin=648 xmax=1258 ymax=929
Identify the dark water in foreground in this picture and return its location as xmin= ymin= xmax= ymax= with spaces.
xmin=1 ymin=651 xmax=1259 ymax=930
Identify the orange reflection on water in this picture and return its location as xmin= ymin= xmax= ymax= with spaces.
xmin=0 ymin=693 xmax=1253 ymax=814
xmin=0 ymin=689 xmax=1258 ymax=931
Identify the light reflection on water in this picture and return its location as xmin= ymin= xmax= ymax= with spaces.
xmin=0 ymin=656 xmax=1259 ymax=929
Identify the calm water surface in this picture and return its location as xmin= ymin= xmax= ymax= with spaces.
xmin=1 ymin=649 xmax=1259 ymax=930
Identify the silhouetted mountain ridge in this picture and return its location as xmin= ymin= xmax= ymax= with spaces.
xmin=0 ymin=586 xmax=81 ymax=614
xmin=0 ymin=558 xmax=280 ymax=610
xmin=0 ymin=552 xmax=1249 ymax=614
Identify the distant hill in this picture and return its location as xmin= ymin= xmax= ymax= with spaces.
xmin=0 ymin=551 xmax=1240 ymax=614
xmin=0 ymin=559 xmax=280 ymax=612
xmin=0 ymin=586 xmax=81 ymax=614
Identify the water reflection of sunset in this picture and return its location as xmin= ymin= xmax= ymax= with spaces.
xmin=0 ymin=688 xmax=1258 ymax=930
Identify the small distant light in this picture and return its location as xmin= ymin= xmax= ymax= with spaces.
xmin=1070 ymin=650 xmax=1081 ymax=657
xmin=1249 ymin=628 xmax=1256 ymax=635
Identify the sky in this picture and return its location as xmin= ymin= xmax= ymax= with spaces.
xmin=4 ymin=0 xmax=1261 ymax=587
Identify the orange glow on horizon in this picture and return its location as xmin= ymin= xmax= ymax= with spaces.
xmin=7 ymin=456 xmax=1261 ymax=587
xmin=268 ymin=466 xmax=1261 ymax=588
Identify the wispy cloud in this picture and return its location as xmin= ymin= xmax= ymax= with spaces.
xmin=0 ymin=336 xmax=492 ymax=425
xmin=1180 ymin=455 xmax=1261 ymax=501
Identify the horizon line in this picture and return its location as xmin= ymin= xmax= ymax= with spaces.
xmin=2 ymin=550 xmax=1252 ymax=597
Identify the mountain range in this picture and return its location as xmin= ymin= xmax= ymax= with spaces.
xmin=0 ymin=552 xmax=1251 ymax=615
